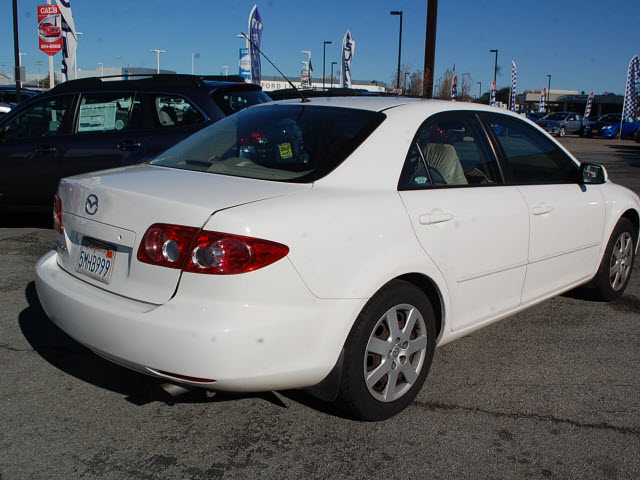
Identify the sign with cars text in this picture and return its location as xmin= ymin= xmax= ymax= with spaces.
xmin=38 ymin=4 xmax=63 ymax=56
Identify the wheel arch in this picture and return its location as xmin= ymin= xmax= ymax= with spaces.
xmin=395 ymin=272 xmax=445 ymax=341
xmin=621 ymin=208 xmax=640 ymax=244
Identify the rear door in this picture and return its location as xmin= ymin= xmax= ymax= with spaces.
xmin=59 ymin=92 xmax=148 ymax=179
xmin=398 ymin=111 xmax=529 ymax=331
xmin=0 ymin=94 xmax=74 ymax=208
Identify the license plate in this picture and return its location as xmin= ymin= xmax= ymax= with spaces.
xmin=76 ymin=237 xmax=116 ymax=284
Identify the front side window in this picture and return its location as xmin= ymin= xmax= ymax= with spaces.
xmin=0 ymin=95 xmax=72 ymax=141
xmin=76 ymin=93 xmax=141 ymax=133
xmin=153 ymin=95 xmax=204 ymax=128
xmin=485 ymin=113 xmax=578 ymax=184
xmin=211 ymin=89 xmax=271 ymax=116
xmin=151 ymin=104 xmax=385 ymax=183
xmin=399 ymin=112 xmax=502 ymax=189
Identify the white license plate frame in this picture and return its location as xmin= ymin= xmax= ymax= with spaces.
xmin=76 ymin=237 xmax=116 ymax=284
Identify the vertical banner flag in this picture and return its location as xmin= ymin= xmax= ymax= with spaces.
xmin=450 ymin=75 xmax=458 ymax=101
xmin=37 ymin=4 xmax=63 ymax=56
xmin=239 ymin=48 xmax=250 ymax=80
xmin=248 ymin=5 xmax=263 ymax=86
xmin=539 ymin=88 xmax=547 ymax=113
xmin=584 ymin=91 xmax=594 ymax=118
xmin=340 ymin=30 xmax=355 ymax=88
xmin=55 ymin=0 xmax=77 ymax=81
xmin=622 ymin=55 xmax=639 ymax=124
xmin=489 ymin=80 xmax=496 ymax=106
xmin=510 ymin=60 xmax=517 ymax=111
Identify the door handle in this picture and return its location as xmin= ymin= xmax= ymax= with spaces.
xmin=419 ymin=209 xmax=454 ymax=225
xmin=118 ymin=141 xmax=142 ymax=150
xmin=35 ymin=145 xmax=56 ymax=153
xmin=532 ymin=204 xmax=554 ymax=215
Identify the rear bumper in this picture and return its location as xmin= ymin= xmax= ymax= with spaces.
xmin=35 ymin=250 xmax=364 ymax=391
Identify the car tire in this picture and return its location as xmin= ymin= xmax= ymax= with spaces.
xmin=584 ymin=218 xmax=636 ymax=301
xmin=337 ymin=280 xmax=436 ymax=421
xmin=558 ymin=126 xmax=566 ymax=137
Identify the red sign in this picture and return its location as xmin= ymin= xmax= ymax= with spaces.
xmin=38 ymin=5 xmax=63 ymax=56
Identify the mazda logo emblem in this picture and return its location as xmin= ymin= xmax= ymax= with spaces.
xmin=85 ymin=194 xmax=99 ymax=215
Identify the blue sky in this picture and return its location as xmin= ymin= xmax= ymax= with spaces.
xmin=2 ymin=0 xmax=639 ymax=95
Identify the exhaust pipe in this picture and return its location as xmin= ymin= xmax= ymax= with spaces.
xmin=160 ymin=382 xmax=192 ymax=398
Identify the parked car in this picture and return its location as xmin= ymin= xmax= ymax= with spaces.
xmin=536 ymin=111 xmax=585 ymax=136
xmin=0 ymin=74 xmax=270 ymax=211
xmin=0 ymin=85 xmax=40 ymax=105
xmin=35 ymin=98 xmax=639 ymax=421
xmin=634 ymin=126 xmax=640 ymax=143
xmin=581 ymin=113 xmax=640 ymax=139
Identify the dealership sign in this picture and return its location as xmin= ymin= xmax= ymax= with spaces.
xmin=38 ymin=4 xmax=63 ymax=56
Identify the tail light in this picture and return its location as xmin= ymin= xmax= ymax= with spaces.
xmin=240 ymin=131 xmax=268 ymax=146
xmin=53 ymin=194 xmax=63 ymax=234
xmin=137 ymin=224 xmax=289 ymax=275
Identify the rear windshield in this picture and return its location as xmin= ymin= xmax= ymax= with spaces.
xmin=150 ymin=104 xmax=386 ymax=182
xmin=211 ymin=89 xmax=271 ymax=116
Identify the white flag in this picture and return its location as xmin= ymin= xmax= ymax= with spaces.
xmin=55 ymin=0 xmax=77 ymax=81
xmin=340 ymin=30 xmax=355 ymax=88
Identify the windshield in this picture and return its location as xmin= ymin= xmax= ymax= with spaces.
xmin=151 ymin=104 xmax=386 ymax=183
xmin=543 ymin=113 xmax=568 ymax=121
xmin=599 ymin=114 xmax=620 ymax=123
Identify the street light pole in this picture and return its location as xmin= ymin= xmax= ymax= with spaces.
xmin=404 ymin=72 xmax=410 ymax=94
xmin=323 ymin=41 xmax=332 ymax=90
xmin=547 ymin=74 xmax=551 ymax=112
xmin=222 ymin=66 xmax=229 ymax=76
xmin=330 ymin=61 xmax=337 ymax=88
xmin=150 ymin=49 xmax=165 ymax=74
xmin=97 ymin=62 xmax=103 ymax=77
xmin=390 ymin=10 xmax=403 ymax=90
xmin=477 ymin=81 xmax=482 ymax=98
xmin=490 ymin=49 xmax=498 ymax=84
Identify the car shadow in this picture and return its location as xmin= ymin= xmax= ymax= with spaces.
xmin=19 ymin=281 xmax=341 ymax=415
xmin=1 ymin=212 xmax=52 ymax=228
xmin=606 ymin=144 xmax=640 ymax=167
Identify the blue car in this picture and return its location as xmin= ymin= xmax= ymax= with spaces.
xmin=581 ymin=113 xmax=640 ymax=139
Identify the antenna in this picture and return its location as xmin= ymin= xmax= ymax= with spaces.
xmin=240 ymin=32 xmax=309 ymax=103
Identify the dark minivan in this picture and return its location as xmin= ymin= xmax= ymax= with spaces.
xmin=0 ymin=74 xmax=270 ymax=211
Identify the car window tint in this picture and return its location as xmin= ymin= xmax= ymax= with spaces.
xmin=0 ymin=95 xmax=72 ymax=140
xmin=153 ymin=95 xmax=204 ymax=128
xmin=211 ymin=90 xmax=271 ymax=116
xmin=76 ymin=93 xmax=139 ymax=133
xmin=399 ymin=112 xmax=502 ymax=189
xmin=485 ymin=113 xmax=578 ymax=184
xmin=151 ymin=104 xmax=385 ymax=183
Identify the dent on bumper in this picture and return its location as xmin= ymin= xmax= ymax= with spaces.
xmin=35 ymin=250 xmax=364 ymax=391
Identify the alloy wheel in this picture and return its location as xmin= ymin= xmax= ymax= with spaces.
xmin=609 ymin=232 xmax=633 ymax=291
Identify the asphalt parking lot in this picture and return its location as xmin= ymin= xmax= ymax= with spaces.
xmin=1 ymin=137 xmax=639 ymax=479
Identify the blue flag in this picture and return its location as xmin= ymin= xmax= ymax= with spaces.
xmin=248 ymin=5 xmax=263 ymax=86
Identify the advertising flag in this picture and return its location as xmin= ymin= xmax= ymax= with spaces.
xmin=584 ymin=91 xmax=594 ymax=118
xmin=490 ymin=80 xmax=496 ymax=106
xmin=239 ymin=48 xmax=250 ymax=80
xmin=622 ymin=55 xmax=639 ymax=122
xmin=509 ymin=60 xmax=517 ymax=111
xmin=340 ymin=30 xmax=355 ymax=88
xmin=451 ymin=75 xmax=458 ymax=101
xmin=55 ymin=0 xmax=77 ymax=81
xmin=539 ymin=88 xmax=547 ymax=113
xmin=37 ymin=4 xmax=63 ymax=56
xmin=248 ymin=5 xmax=263 ymax=86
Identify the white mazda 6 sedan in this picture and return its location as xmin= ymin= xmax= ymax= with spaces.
xmin=36 ymin=97 xmax=639 ymax=420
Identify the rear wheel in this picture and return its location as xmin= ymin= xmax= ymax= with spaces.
xmin=337 ymin=280 xmax=436 ymax=421
xmin=615 ymin=129 xmax=622 ymax=139
xmin=585 ymin=218 xmax=636 ymax=301
xmin=558 ymin=126 xmax=566 ymax=137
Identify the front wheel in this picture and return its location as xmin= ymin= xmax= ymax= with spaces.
xmin=337 ymin=280 xmax=436 ymax=421
xmin=585 ymin=218 xmax=636 ymax=301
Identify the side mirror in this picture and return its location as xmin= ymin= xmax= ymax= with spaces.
xmin=580 ymin=163 xmax=607 ymax=185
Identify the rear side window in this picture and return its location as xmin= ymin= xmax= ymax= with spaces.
xmin=399 ymin=112 xmax=502 ymax=189
xmin=153 ymin=95 xmax=204 ymax=128
xmin=485 ymin=113 xmax=578 ymax=184
xmin=211 ymin=89 xmax=271 ymax=116
xmin=76 ymin=93 xmax=142 ymax=133
xmin=151 ymin=104 xmax=385 ymax=182
xmin=0 ymin=95 xmax=73 ymax=140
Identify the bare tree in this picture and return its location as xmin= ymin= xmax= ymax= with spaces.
xmin=390 ymin=64 xmax=424 ymax=95
xmin=436 ymin=69 xmax=474 ymax=101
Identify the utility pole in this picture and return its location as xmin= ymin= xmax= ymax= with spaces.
xmin=12 ymin=0 xmax=21 ymax=102
xmin=422 ymin=0 xmax=438 ymax=98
